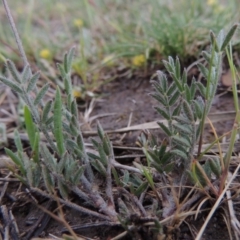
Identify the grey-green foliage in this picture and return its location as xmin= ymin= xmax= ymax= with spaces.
xmin=0 ymin=48 xmax=113 ymax=203
xmin=144 ymin=25 xmax=238 ymax=177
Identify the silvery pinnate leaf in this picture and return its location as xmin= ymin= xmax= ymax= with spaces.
xmin=71 ymin=100 xmax=78 ymax=117
xmin=72 ymin=166 xmax=84 ymax=185
xmin=97 ymin=122 xmax=105 ymax=141
xmin=14 ymin=129 xmax=23 ymax=152
xmin=158 ymin=122 xmax=172 ymax=136
xmin=24 ymin=106 xmax=36 ymax=149
xmin=197 ymin=63 xmax=209 ymax=79
xmin=5 ymin=148 xmax=25 ymax=175
xmin=42 ymin=100 xmax=52 ymax=123
xmin=26 ymin=72 xmax=40 ymax=92
xmin=221 ymin=24 xmax=238 ymax=51
xmin=173 ymin=123 xmax=192 ymax=135
xmin=21 ymin=64 xmax=31 ymax=83
xmin=172 ymin=135 xmax=191 ymax=148
xmin=173 ymin=115 xmax=191 ymax=125
xmin=210 ymin=31 xmax=220 ymax=52
xmin=155 ymin=107 xmax=170 ymax=120
xmin=171 ymin=149 xmax=188 ymax=160
xmin=168 ymin=90 xmax=180 ymax=106
xmin=102 ymin=136 xmax=111 ymax=156
xmin=45 ymin=116 xmax=54 ymax=125
xmin=42 ymin=145 xmax=57 ymax=172
xmin=216 ymin=29 xmax=225 ymax=51
xmin=34 ymin=83 xmax=49 ymax=105
xmin=209 ymin=158 xmax=221 ymax=178
xmin=57 ymin=63 xmax=66 ymax=79
xmin=184 ymin=84 xmax=192 ymax=103
xmin=66 ymin=47 xmax=75 ymax=73
xmin=196 ymin=82 xmax=206 ymax=97
xmin=42 ymin=164 xmax=54 ymax=193
xmin=53 ymin=87 xmax=65 ymax=156
xmin=166 ymin=81 xmax=177 ymax=96
xmin=58 ymin=179 xmax=68 ymax=199
xmin=66 ymin=139 xmax=78 ymax=153
xmin=151 ymin=93 xmax=167 ymax=106
xmin=32 ymin=132 xmax=40 ymax=164
xmin=182 ymin=100 xmax=194 ymax=122
xmin=175 ymin=57 xmax=181 ymax=79
xmin=92 ymin=159 xmax=107 ymax=176
xmin=0 ymin=76 xmax=23 ymax=94
xmin=22 ymin=153 xmax=33 ymax=186
xmin=6 ymin=60 xmax=21 ymax=83
xmin=98 ymin=144 xmax=108 ymax=166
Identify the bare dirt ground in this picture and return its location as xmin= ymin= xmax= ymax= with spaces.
xmin=0 ymin=64 xmax=239 ymax=239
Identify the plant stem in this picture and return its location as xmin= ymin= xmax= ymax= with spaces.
xmin=2 ymin=0 xmax=29 ymax=66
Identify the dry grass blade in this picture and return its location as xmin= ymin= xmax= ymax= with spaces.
xmin=195 ymin=162 xmax=240 ymax=240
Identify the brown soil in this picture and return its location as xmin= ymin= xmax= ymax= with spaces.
xmin=0 ymin=67 xmax=239 ymax=240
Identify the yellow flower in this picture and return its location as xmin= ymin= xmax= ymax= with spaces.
xmin=207 ymin=0 xmax=218 ymax=6
xmin=39 ymin=49 xmax=51 ymax=59
xmin=102 ymin=55 xmax=115 ymax=67
xmin=73 ymin=19 xmax=84 ymax=28
xmin=132 ymin=54 xmax=146 ymax=67
xmin=72 ymin=89 xmax=82 ymax=99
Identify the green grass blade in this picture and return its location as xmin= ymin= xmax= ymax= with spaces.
xmin=53 ymin=87 xmax=65 ymax=156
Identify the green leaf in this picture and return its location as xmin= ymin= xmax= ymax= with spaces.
xmin=209 ymin=158 xmax=221 ymax=178
xmin=172 ymin=135 xmax=191 ymax=148
xmin=182 ymin=100 xmax=194 ymax=122
xmin=173 ymin=115 xmax=191 ymax=125
xmin=53 ymin=87 xmax=65 ymax=156
xmin=168 ymin=90 xmax=180 ymax=106
xmin=173 ymin=123 xmax=192 ymax=135
xmin=134 ymin=182 xmax=148 ymax=197
xmin=63 ymin=53 xmax=69 ymax=73
xmin=171 ymin=149 xmax=188 ymax=160
xmin=0 ymin=76 xmax=23 ymax=94
xmin=32 ymin=132 xmax=40 ymax=164
xmin=158 ymin=122 xmax=172 ymax=136
xmin=175 ymin=57 xmax=181 ymax=79
xmin=72 ymin=166 xmax=84 ymax=184
xmin=21 ymin=64 xmax=31 ymax=83
xmin=42 ymin=165 xmax=54 ymax=193
xmin=210 ymin=31 xmax=220 ymax=52
xmin=42 ymin=100 xmax=52 ymax=123
xmin=151 ymin=93 xmax=168 ymax=106
xmin=6 ymin=60 xmax=21 ymax=83
xmin=66 ymin=47 xmax=75 ymax=73
xmin=98 ymin=144 xmax=107 ymax=166
xmin=24 ymin=105 xmax=36 ymax=148
xmin=5 ymin=148 xmax=25 ymax=175
xmin=196 ymin=82 xmax=206 ymax=97
xmin=112 ymin=167 xmax=121 ymax=186
xmin=221 ymin=24 xmax=238 ymax=51
xmin=166 ymin=82 xmax=177 ymax=96
xmin=58 ymin=179 xmax=68 ymax=199
xmin=22 ymin=153 xmax=33 ymax=186
xmin=197 ymin=63 xmax=209 ymax=79
xmin=34 ymin=83 xmax=49 ymax=105
xmin=155 ymin=107 xmax=170 ymax=120
xmin=97 ymin=122 xmax=105 ymax=140
xmin=216 ymin=29 xmax=225 ymax=51
xmin=14 ymin=130 xmax=23 ymax=152
xmin=26 ymin=72 xmax=40 ymax=93
xmin=41 ymin=145 xmax=57 ymax=172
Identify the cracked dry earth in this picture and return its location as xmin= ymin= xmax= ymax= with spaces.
xmin=0 ymin=66 xmax=240 ymax=239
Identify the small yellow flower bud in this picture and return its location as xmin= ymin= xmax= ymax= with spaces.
xmin=39 ymin=49 xmax=51 ymax=60
xmin=132 ymin=54 xmax=146 ymax=67
xmin=73 ymin=19 xmax=84 ymax=28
